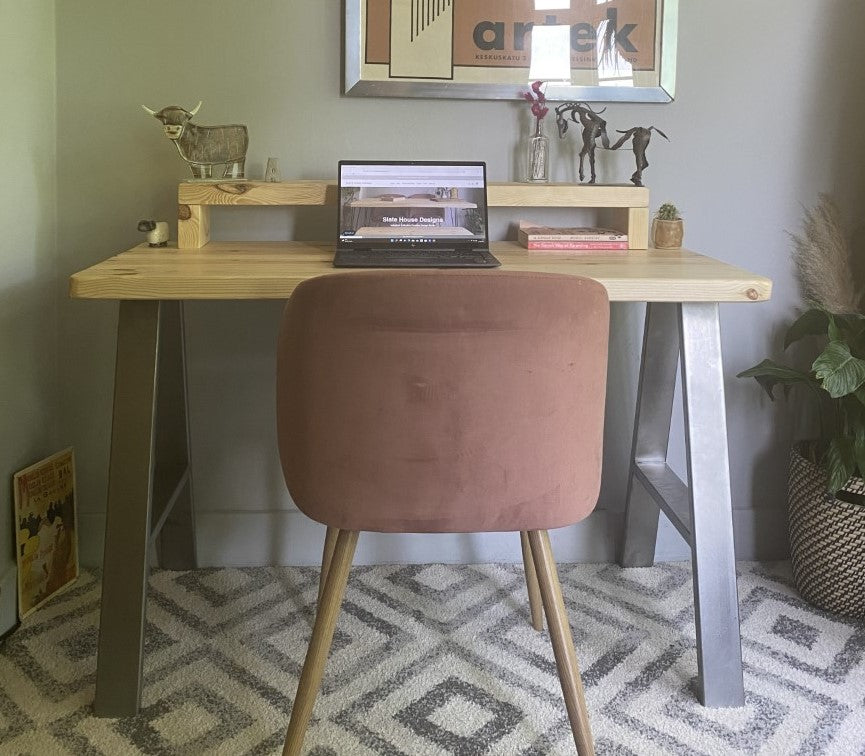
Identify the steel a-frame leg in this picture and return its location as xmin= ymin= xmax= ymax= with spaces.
xmin=620 ymin=302 xmax=745 ymax=708
xmin=94 ymin=300 xmax=196 ymax=717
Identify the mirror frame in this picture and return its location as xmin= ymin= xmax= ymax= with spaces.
xmin=345 ymin=0 xmax=678 ymax=102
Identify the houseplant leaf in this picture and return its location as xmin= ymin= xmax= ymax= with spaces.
xmin=784 ymin=308 xmax=829 ymax=348
xmin=837 ymin=314 xmax=865 ymax=357
xmin=812 ymin=342 xmax=865 ymax=398
xmin=736 ymin=360 xmax=818 ymax=399
xmin=825 ymin=437 xmax=857 ymax=493
xmin=854 ymin=427 xmax=865 ymax=480
xmin=828 ymin=314 xmax=844 ymax=343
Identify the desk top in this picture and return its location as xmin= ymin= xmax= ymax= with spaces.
xmin=69 ymin=242 xmax=772 ymax=303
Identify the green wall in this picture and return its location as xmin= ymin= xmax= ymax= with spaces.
xmin=0 ymin=1 xmax=57 ymax=633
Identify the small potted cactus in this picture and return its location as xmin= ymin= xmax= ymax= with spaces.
xmin=652 ymin=202 xmax=684 ymax=249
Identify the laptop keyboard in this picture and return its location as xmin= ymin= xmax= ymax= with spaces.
xmin=382 ymin=249 xmax=472 ymax=263
xmin=343 ymin=249 xmax=497 ymax=267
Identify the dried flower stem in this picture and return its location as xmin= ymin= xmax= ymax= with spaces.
xmin=791 ymin=194 xmax=861 ymax=315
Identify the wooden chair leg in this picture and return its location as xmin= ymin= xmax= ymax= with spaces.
xmin=527 ymin=529 xmax=594 ymax=756
xmin=318 ymin=525 xmax=338 ymax=602
xmin=283 ymin=529 xmax=359 ymax=756
xmin=520 ymin=531 xmax=544 ymax=631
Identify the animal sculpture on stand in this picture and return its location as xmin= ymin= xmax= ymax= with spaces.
xmin=555 ymin=102 xmax=611 ymax=184
xmin=610 ymin=126 xmax=669 ymax=186
xmin=142 ymin=101 xmax=248 ymax=180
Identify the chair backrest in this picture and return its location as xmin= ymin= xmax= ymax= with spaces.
xmin=276 ymin=270 xmax=610 ymax=533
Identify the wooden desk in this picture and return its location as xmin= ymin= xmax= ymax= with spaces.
xmin=71 ymin=242 xmax=768 ymax=302
xmin=71 ymin=240 xmax=771 ymax=717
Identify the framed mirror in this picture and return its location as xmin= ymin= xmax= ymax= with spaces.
xmin=345 ymin=1 xmax=678 ymax=102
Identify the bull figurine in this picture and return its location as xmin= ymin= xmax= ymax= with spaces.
xmin=142 ymin=101 xmax=248 ymax=180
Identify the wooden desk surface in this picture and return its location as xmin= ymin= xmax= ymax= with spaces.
xmin=69 ymin=241 xmax=772 ymax=303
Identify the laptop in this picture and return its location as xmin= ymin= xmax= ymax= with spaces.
xmin=333 ymin=160 xmax=500 ymax=268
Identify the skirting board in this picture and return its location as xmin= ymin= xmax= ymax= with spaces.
xmin=78 ymin=506 xmax=789 ymax=568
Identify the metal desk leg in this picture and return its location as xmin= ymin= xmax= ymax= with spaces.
xmin=620 ymin=302 xmax=679 ymax=566
xmin=679 ymin=303 xmax=744 ymax=707
xmin=94 ymin=300 xmax=196 ymax=717
xmin=94 ymin=301 xmax=160 ymax=716
xmin=150 ymin=302 xmax=197 ymax=570
xmin=620 ymin=302 xmax=744 ymax=707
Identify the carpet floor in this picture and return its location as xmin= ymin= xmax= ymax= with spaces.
xmin=0 ymin=561 xmax=863 ymax=755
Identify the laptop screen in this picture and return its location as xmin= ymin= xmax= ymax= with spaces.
xmin=337 ymin=161 xmax=489 ymax=250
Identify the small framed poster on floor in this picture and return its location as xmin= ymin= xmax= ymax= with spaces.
xmin=13 ymin=448 xmax=79 ymax=619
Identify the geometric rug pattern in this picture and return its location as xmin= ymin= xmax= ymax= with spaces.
xmin=0 ymin=561 xmax=863 ymax=755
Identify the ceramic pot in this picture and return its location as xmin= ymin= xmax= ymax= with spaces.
xmin=652 ymin=218 xmax=684 ymax=248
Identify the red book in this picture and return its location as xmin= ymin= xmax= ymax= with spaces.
xmin=526 ymin=240 xmax=629 ymax=251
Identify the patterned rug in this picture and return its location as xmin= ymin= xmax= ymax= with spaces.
xmin=0 ymin=562 xmax=863 ymax=755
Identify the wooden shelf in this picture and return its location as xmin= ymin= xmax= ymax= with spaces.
xmin=177 ymin=180 xmax=650 ymax=250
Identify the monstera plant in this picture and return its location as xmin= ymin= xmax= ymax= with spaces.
xmin=738 ymin=307 xmax=865 ymax=497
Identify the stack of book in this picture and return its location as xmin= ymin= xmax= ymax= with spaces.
xmin=517 ymin=221 xmax=628 ymax=252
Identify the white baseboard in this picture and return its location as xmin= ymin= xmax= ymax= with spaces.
xmin=78 ymin=505 xmax=789 ymax=568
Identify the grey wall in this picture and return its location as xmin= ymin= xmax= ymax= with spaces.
xmin=0 ymin=1 xmax=57 ymax=631
xmin=54 ymin=2 xmax=865 ymax=567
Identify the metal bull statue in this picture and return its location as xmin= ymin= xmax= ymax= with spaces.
xmin=142 ymin=101 xmax=248 ymax=179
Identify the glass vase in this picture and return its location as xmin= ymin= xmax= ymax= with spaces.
xmin=526 ymin=119 xmax=549 ymax=183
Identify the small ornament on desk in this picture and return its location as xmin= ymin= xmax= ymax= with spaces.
xmin=521 ymin=81 xmax=549 ymax=183
xmin=142 ymin=101 xmax=248 ymax=180
xmin=610 ymin=126 xmax=669 ymax=187
xmin=138 ymin=220 xmax=169 ymax=247
xmin=264 ymin=157 xmax=281 ymax=182
xmin=652 ymin=203 xmax=684 ymax=249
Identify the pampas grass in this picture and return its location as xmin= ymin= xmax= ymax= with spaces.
xmin=791 ymin=195 xmax=861 ymax=314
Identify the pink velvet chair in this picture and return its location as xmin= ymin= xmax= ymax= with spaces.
xmin=277 ymin=270 xmax=609 ymax=756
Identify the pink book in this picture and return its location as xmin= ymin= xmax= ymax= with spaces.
xmin=526 ymin=240 xmax=629 ymax=251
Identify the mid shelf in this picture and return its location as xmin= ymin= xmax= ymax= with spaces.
xmin=176 ymin=180 xmax=650 ymax=250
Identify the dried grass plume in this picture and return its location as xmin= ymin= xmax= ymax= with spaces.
xmin=791 ymin=194 xmax=861 ymax=314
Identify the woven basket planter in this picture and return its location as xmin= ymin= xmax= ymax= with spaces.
xmin=787 ymin=443 xmax=865 ymax=618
